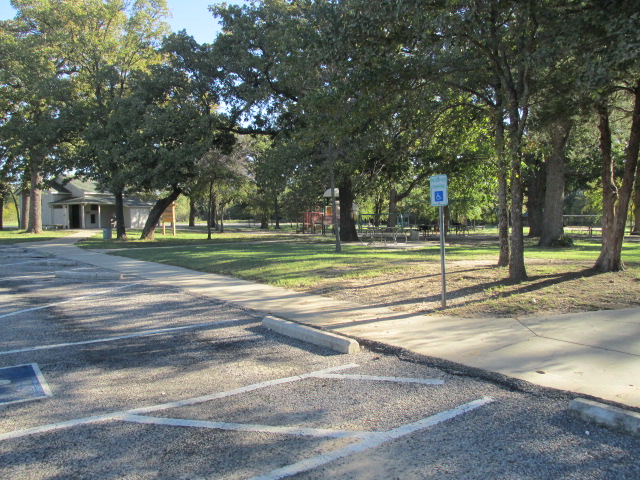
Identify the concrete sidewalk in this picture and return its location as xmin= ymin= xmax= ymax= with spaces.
xmin=25 ymin=231 xmax=640 ymax=409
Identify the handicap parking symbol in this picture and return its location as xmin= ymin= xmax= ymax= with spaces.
xmin=434 ymin=191 xmax=444 ymax=202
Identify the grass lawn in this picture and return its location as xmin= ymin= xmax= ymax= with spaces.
xmin=77 ymin=228 xmax=333 ymax=249
xmin=0 ymin=229 xmax=78 ymax=245
xmin=97 ymin=230 xmax=640 ymax=317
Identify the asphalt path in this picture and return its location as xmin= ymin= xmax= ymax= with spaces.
xmin=1 ymin=244 xmax=639 ymax=479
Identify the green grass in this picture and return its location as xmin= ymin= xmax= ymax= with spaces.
xmin=106 ymin=233 xmax=640 ymax=289
xmin=110 ymin=241 xmax=442 ymax=288
xmin=0 ymin=229 xmax=77 ymax=245
xmin=77 ymin=228 xmax=333 ymax=249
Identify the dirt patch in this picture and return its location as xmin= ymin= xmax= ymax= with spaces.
xmin=299 ymin=257 xmax=640 ymax=318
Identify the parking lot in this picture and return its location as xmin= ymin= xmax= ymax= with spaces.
xmin=1 ymin=243 xmax=639 ymax=479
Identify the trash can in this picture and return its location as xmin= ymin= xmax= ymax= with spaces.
xmin=102 ymin=228 xmax=112 ymax=239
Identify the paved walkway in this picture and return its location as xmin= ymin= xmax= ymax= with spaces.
xmin=24 ymin=231 xmax=640 ymax=409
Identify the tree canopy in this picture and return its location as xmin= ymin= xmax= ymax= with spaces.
xmin=1 ymin=0 xmax=638 ymax=275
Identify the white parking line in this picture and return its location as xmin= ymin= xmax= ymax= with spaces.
xmin=0 ymin=319 xmax=252 ymax=356
xmin=122 ymin=415 xmax=371 ymax=439
xmin=0 ymin=364 xmax=360 ymax=442
xmin=127 ymin=363 xmax=360 ymax=415
xmin=312 ymin=373 xmax=444 ymax=385
xmin=251 ymin=397 xmax=494 ymax=480
xmin=0 ymin=282 xmax=141 ymax=320
xmin=0 ymin=362 xmax=483 ymax=480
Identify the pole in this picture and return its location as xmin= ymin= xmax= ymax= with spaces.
xmin=439 ymin=205 xmax=447 ymax=308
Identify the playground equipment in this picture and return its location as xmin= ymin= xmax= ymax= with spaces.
xmin=297 ymin=211 xmax=326 ymax=234
xmin=297 ymin=188 xmax=360 ymax=235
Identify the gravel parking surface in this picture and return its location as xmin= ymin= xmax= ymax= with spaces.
xmin=1 ymin=244 xmax=639 ymax=479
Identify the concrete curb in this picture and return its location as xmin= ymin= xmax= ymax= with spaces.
xmin=262 ymin=316 xmax=360 ymax=354
xmin=55 ymin=271 xmax=124 ymax=281
xmin=568 ymin=398 xmax=640 ymax=437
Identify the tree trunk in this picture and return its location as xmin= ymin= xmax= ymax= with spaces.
xmin=494 ymin=98 xmax=510 ymax=267
xmin=20 ymin=176 xmax=29 ymax=231
xmin=595 ymin=104 xmax=619 ymax=271
xmin=27 ymin=165 xmax=42 ymax=234
xmin=260 ymin=212 xmax=269 ymax=229
xmin=386 ymin=188 xmax=398 ymax=228
xmin=373 ymin=191 xmax=384 ymax=226
xmin=539 ymin=122 xmax=572 ymax=247
xmin=114 ymin=189 xmax=127 ymax=240
xmin=330 ymin=167 xmax=341 ymax=252
xmin=507 ymin=117 xmax=527 ymax=282
xmin=140 ymin=188 xmax=182 ymax=240
xmin=207 ymin=182 xmax=214 ymax=239
xmin=632 ymin=166 xmax=640 ymax=235
xmin=525 ymin=157 xmax=544 ymax=238
xmin=10 ymin=188 xmax=20 ymax=229
xmin=274 ymin=196 xmax=281 ymax=229
xmin=189 ymin=197 xmax=197 ymax=227
xmin=21 ymin=191 xmax=29 ymax=231
xmin=595 ymin=82 xmax=640 ymax=271
xmin=444 ymin=205 xmax=450 ymax=240
xmin=339 ymin=176 xmax=359 ymax=242
xmin=0 ymin=194 xmax=4 ymax=230
xmin=219 ymin=204 xmax=225 ymax=233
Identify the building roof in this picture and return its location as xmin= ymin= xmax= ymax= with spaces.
xmin=49 ymin=195 xmax=156 ymax=208
xmin=60 ymin=177 xmax=101 ymax=194
xmin=47 ymin=176 xmax=155 ymax=208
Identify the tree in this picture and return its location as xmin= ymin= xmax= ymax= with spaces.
xmin=119 ymin=42 xmax=235 ymax=240
xmin=72 ymin=0 xmax=169 ymax=239
xmin=570 ymin=0 xmax=640 ymax=271
xmin=0 ymin=0 xmax=169 ymax=236
xmin=195 ymin=137 xmax=253 ymax=238
xmin=0 ymin=2 xmax=81 ymax=233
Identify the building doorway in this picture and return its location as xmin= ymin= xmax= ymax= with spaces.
xmin=70 ymin=205 xmax=81 ymax=228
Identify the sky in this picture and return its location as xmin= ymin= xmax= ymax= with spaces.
xmin=0 ymin=0 xmax=246 ymax=44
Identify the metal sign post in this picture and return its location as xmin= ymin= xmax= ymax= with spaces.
xmin=430 ymin=175 xmax=448 ymax=309
xmin=438 ymin=205 xmax=446 ymax=308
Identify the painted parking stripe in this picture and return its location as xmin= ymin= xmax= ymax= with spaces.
xmin=312 ymin=373 xmax=444 ymax=385
xmin=127 ymin=363 xmax=360 ymax=415
xmin=122 ymin=415 xmax=371 ymax=439
xmin=0 ymin=282 xmax=142 ymax=320
xmin=0 ymin=319 xmax=253 ymax=356
xmin=250 ymin=397 xmax=494 ymax=480
xmin=0 ymin=413 xmax=128 ymax=442
xmin=0 ymin=364 xmax=359 ymax=442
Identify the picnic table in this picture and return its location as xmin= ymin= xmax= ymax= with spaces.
xmin=360 ymin=226 xmax=409 ymax=245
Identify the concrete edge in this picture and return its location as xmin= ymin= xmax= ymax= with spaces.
xmin=55 ymin=271 xmax=124 ymax=281
xmin=568 ymin=398 xmax=640 ymax=437
xmin=261 ymin=316 xmax=360 ymax=354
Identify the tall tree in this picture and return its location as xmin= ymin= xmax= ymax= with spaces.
xmin=114 ymin=38 xmax=234 ymax=240
xmin=0 ymin=1 xmax=81 ymax=233
xmin=72 ymin=0 xmax=169 ymax=239
xmin=570 ymin=0 xmax=640 ymax=271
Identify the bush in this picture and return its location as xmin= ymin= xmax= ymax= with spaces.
xmin=555 ymin=234 xmax=574 ymax=247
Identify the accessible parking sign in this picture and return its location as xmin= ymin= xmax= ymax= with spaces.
xmin=430 ymin=174 xmax=448 ymax=206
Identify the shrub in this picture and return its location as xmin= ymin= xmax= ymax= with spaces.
xmin=555 ymin=234 xmax=574 ymax=247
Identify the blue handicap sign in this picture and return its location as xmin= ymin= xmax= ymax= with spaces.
xmin=434 ymin=191 xmax=444 ymax=202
